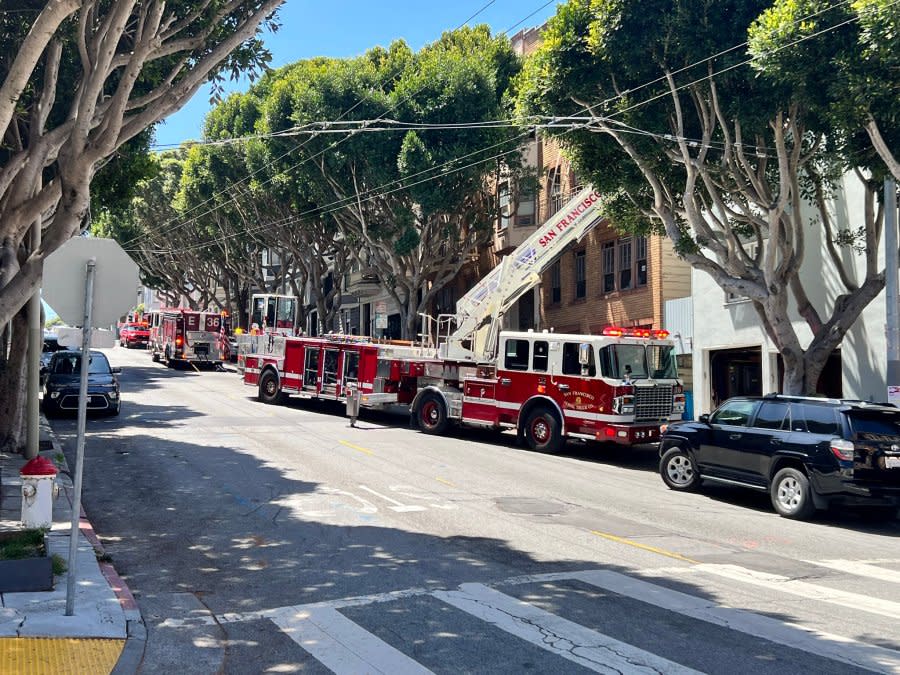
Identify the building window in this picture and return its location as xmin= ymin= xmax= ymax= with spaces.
xmin=498 ymin=182 xmax=511 ymax=231
xmin=551 ymin=260 xmax=561 ymax=304
xmin=618 ymin=238 xmax=632 ymax=290
xmin=602 ymin=242 xmax=615 ymax=293
xmin=516 ymin=192 xmax=535 ymax=227
xmin=636 ymin=236 xmax=648 ymax=287
xmin=574 ymin=250 xmax=586 ymax=299
xmin=550 ymin=169 xmax=563 ymax=214
xmin=601 ymin=236 xmax=648 ymax=293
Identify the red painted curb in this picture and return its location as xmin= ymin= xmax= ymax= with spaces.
xmin=79 ymin=510 xmax=139 ymax=612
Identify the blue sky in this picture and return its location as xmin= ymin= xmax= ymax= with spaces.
xmin=154 ymin=0 xmax=560 ymax=148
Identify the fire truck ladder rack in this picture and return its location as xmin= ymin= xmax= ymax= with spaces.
xmin=438 ymin=185 xmax=605 ymax=364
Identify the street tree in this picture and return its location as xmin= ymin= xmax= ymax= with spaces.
xmin=262 ymin=27 xmax=528 ymax=339
xmin=0 ymin=0 xmax=283 ymax=450
xmin=516 ymin=0 xmax=889 ymax=394
xmin=748 ymin=0 xmax=899 ymax=182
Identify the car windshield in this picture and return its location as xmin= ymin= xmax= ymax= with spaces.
xmin=846 ymin=410 xmax=900 ymax=439
xmin=53 ymin=353 xmax=111 ymax=375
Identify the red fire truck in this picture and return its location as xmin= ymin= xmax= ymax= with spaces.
xmin=149 ymin=308 xmax=229 ymax=366
xmin=242 ymin=186 xmax=684 ymax=451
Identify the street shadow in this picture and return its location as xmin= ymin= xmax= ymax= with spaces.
xmin=48 ymin=422 xmax=899 ymax=674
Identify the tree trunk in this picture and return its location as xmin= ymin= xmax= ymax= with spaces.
xmin=0 ymin=308 xmax=29 ymax=454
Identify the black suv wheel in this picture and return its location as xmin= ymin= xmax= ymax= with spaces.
xmin=770 ymin=467 xmax=817 ymax=520
xmin=660 ymin=446 xmax=700 ymax=491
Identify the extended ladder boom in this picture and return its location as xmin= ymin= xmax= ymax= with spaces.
xmin=441 ymin=186 xmax=604 ymax=362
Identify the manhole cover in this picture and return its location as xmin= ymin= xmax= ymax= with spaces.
xmin=494 ymin=497 xmax=569 ymax=516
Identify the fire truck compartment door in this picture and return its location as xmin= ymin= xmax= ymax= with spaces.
xmin=461 ymin=378 xmax=498 ymax=426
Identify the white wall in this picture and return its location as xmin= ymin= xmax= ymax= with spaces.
xmin=692 ymin=172 xmax=889 ymax=414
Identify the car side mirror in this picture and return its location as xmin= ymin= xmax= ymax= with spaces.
xmin=111 ymin=366 xmax=122 ymax=374
xmin=699 ymin=413 xmax=710 ymax=424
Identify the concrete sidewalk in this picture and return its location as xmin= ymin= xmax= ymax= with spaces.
xmin=0 ymin=419 xmax=144 ymax=673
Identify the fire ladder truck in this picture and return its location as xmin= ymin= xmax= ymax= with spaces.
xmin=242 ymin=186 xmax=684 ymax=452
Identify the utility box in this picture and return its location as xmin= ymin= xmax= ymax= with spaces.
xmin=20 ymin=456 xmax=58 ymax=529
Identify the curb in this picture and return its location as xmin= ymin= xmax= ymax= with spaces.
xmin=42 ymin=416 xmax=147 ymax=673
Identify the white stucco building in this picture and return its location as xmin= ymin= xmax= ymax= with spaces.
xmin=687 ymin=172 xmax=892 ymax=415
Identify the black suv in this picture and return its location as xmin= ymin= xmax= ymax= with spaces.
xmin=659 ymin=395 xmax=900 ymax=519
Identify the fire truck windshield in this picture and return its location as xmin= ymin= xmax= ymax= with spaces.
xmin=599 ymin=344 xmax=677 ymax=380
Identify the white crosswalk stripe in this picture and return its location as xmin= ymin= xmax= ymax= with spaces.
xmin=656 ymin=563 xmax=900 ymax=621
xmin=569 ymin=569 xmax=900 ymax=674
xmin=270 ymin=605 xmax=434 ymax=675
xmin=434 ymin=582 xmax=701 ymax=675
xmin=157 ymin=559 xmax=900 ymax=674
xmin=804 ymin=559 xmax=900 ymax=584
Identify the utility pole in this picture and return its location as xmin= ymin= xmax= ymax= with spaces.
xmin=886 ymin=177 xmax=899 ymax=402
xmin=25 ymin=179 xmax=42 ymax=460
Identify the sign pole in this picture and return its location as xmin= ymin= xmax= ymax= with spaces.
xmin=65 ymin=258 xmax=95 ymax=616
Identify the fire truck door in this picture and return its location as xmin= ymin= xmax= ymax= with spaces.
xmin=341 ymin=351 xmax=360 ymax=393
xmin=321 ymin=349 xmax=340 ymax=396
xmin=303 ymin=348 xmax=319 ymax=390
xmin=557 ymin=341 xmax=599 ymax=432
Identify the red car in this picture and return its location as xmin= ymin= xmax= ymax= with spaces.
xmin=119 ymin=322 xmax=150 ymax=349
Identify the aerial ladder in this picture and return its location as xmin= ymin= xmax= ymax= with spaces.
xmin=438 ymin=185 xmax=605 ymax=363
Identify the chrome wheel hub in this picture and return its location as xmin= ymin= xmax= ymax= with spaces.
xmin=666 ymin=455 xmax=693 ymax=485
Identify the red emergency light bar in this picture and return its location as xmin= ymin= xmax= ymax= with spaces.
xmin=601 ymin=326 xmax=670 ymax=339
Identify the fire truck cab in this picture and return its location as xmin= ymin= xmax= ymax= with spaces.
xmin=412 ymin=328 xmax=683 ymax=452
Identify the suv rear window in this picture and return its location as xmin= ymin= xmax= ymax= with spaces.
xmin=795 ymin=404 xmax=840 ymax=435
xmin=846 ymin=410 xmax=900 ymax=437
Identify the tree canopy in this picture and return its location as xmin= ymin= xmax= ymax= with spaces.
xmin=516 ymin=0 xmax=891 ymax=394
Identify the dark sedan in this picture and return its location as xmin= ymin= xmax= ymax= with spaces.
xmin=41 ymin=350 xmax=121 ymax=417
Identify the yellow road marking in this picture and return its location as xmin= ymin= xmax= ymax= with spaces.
xmin=339 ymin=440 xmax=374 ymax=455
xmin=435 ymin=477 xmax=455 ymax=487
xmin=590 ymin=530 xmax=698 ymax=564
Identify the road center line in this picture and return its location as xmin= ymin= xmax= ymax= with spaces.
xmin=339 ymin=440 xmax=373 ymax=455
xmin=590 ymin=530 xmax=698 ymax=564
xmin=435 ymin=477 xmax=454 ymax=487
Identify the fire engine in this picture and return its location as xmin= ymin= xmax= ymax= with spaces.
xmin=148 ymin=308 xmax=229 ymax=366
xmin=242 ymin=186 xmax=684 ymax=451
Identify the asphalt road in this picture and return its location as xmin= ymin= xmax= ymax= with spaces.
xmin=49 ymin=345 xmax=900 ymax=674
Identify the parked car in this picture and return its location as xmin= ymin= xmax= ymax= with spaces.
xmin=41 ymin=334 xmax=64 ymax=369
xmin=41 ymin=350 xmax=121 ymax=417
xmin=658 ymin=394 xmax=900 ymax=519
xmin=119 ymin=322 xmax=150 ymax=349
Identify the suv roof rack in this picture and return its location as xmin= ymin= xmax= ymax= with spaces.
xmin=762 ymin=393 xmax=842 ymax=404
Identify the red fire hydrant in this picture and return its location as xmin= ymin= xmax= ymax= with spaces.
xmin=20 ymin=456 xmax=58 ymax=529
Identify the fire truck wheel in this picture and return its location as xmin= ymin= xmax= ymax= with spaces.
xmin=524 ymin=408 xmax=562 ymax=454
xmin=258 ymin=370 xmax=284 ymax=405
xmin=417 ymin=393 xmax=448 ymax=435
